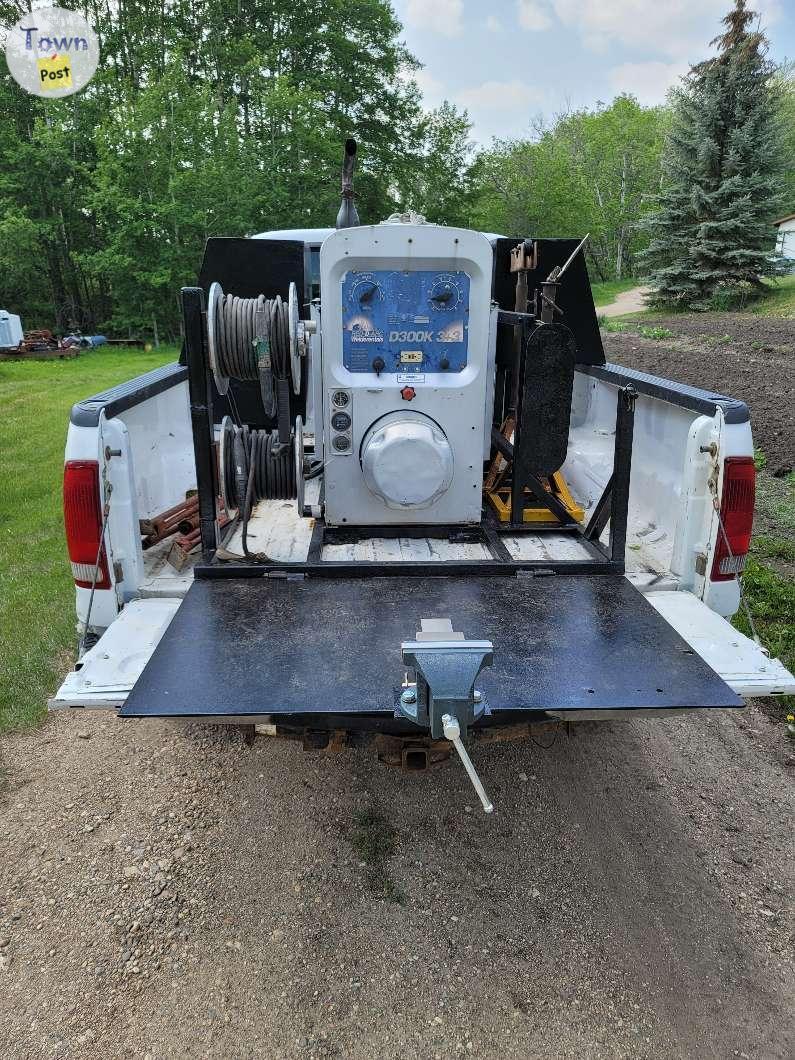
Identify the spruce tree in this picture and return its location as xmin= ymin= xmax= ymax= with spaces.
xmin=643 ymin=0 xmax=784 ymax=309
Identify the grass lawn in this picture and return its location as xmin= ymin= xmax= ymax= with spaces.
xmin=590 ymin=278 xmax=640 ymax=307
xmin=734 ymin=554 xmax=795 ymax=717
xmin=0 ymin=345 xmax=178 ymax=732
xmin=750 ymin=273 xmax=795 ymax=317
xmin=603 ymin=274 xmax=795 ymax=320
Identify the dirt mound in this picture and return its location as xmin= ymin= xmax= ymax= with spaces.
xmin=603 ymin=313 xmax=795 ymax=469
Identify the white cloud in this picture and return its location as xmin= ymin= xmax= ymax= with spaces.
xmin=513 ymin=0 xmax=785 ymax=57
xmin=455 ymin=78 xmax=547 ymax=142
xmin=485 ymin=15 xmax=503 ymax=33
xmin=406 ymin=0 xmax=463 ymax=38
xmin=457 ymin=79 xmax=545 ymax=111
xmin=398 ymin=65 xmax=447 ymax=110
xmin=608 ymin=60 xmax=690 ymax=105
xmin=754 ymin=0 xmax=783 ymax=27
xmin=516 ymin=0 xmax=552 ymax=32
xmin=549 ymin=1 xmax=740 ymax=60
xmin=413 ymin=67 xmax=446 ymax=106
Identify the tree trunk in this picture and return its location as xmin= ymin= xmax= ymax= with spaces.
xmin=616 ymin=152 xmax=627 ymax=280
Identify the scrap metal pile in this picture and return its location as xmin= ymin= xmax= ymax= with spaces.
xmin=0 ymin=328 xmax=79 ymax=360
xmin=141 ymin=492 xmax=230 ymax=571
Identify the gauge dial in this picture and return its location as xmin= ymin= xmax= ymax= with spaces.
xmin=349 ymin=276 xmax=384 ymax=308
xmin=428 ymin=274 xmax=462 ymax=311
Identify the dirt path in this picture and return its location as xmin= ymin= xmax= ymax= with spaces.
xmin=596 ymin=286 xmax=650 ymax=317
xmin=1 ymin=708 xmax=792 ymax=1059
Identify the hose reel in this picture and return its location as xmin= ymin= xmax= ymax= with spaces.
xmin=219 ymin=415 xmax=297 ymax=516
xmin=207 ymin=281 xmax=307 ymax=444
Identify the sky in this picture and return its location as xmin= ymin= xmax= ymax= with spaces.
xmin=391 ymin=0 xmax=795 ymax=144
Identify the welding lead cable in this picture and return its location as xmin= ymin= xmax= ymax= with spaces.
xmin=219 ymin=421 xmax=297 ymax=560
xmin=221 ymin=421 xmax=297 ymax=509
xmin=212 ymin=292 xmax=292 ymax=420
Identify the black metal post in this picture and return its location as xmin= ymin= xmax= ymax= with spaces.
xmin=510 ymin=316 xmax=531 ymax=526
xmin=609 ymin=385 xmax=636 ymax=564
xmin=584 ymin=472 xmax=614 ymax=542
xmin=182 ymin=286 xmax=217 ymax=561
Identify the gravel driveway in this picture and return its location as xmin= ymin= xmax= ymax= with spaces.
xmin=1 ymin=706 xmax=792 ymax=1059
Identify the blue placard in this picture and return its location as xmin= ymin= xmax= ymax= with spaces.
xmin=341 ymin=269 xmax=470 ymax=374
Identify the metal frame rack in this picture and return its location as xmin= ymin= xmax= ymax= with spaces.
xmin=182 ymin=286 xmax=636 ymax=581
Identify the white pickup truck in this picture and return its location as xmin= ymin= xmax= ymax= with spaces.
xmin=51 ymin=219 xmax=795 ymax=789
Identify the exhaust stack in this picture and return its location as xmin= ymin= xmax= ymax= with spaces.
xmin=335 ymin=138 xmax=360 ymax=229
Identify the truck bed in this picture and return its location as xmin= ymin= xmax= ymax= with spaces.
xmin=53 ymin=358 xmax=795 ymax=712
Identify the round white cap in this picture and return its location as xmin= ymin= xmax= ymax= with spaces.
xmin=361 ymin=413 xmax=454 ymax=509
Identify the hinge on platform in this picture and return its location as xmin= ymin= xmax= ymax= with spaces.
xmin=516 ymin=569 xmax=555 ymax=581
xmin=265 ymin=570 xmax=305 ymax=581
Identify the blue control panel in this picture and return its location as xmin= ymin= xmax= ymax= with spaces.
xmin=341 ymin=269 xmax=470 ymax=374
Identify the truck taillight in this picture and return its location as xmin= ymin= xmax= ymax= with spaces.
xmin=711 ymin=456 xmax=755 ymax=582
xmin=63 ymin=460 xmax=111 ymax=589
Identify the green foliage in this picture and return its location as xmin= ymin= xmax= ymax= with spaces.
xmin=0 ymin=0 xmax=472 ymax=339
xmin=404 ymin=102 xmax=476 ymax=227
xmin=0 ymin=207 xmax=51 ymax=325
xmin=638 ymin=325 xmax=674 ymax=339
xmin=598 ymin=318 xmax=631 ymax=333
xmin=733 ymin=558 xmax=795 ymax=713
xmin=754 ymin=448 xmax=768 ymax=471
xmin=749 ymin=274 xmax=795 ymax=317
xmin=755 ymin=470 xmax=795 ymax=536
xmin=2 ymin=1 xmax=793 ymax=334
xmin=711 ymin=273 xmax=795 ymax=315
xmin=772 ymin=63 xmax=795 ymax=208
xmin=471 ymin=95 xmax=666 ymax=281
xmin=708 ymin=286 xmax=759 ymax=311
xmin=0 ymin=345 xmax=177 ymax=732
xmin=752 ymin=535 xmax=795 ymax=562
xmin=644 ymin=1 xmax=786 ymax=309
xmin=736 ymin=472 xmax=795 ymax=719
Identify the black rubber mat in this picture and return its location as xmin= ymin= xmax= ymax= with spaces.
xmin=120 ymin=575 xmax=742 ymax=719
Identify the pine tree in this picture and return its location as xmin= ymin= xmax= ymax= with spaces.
xmin=643 ymin=0 xmax=784 ymax=309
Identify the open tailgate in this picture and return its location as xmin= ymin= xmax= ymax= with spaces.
xmin=50 ymin=599 xmax=181 ymax=709
xmin=52 ymin=578 xmax=792 ymax=716
xmin=647 ymin=591 xmax=795 ymax=698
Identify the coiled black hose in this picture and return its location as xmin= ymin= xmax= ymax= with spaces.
xmin=213 ymin=292 xmax=291 ymax=418
xmin=221 ymin=422 xmax=297 ymax=560
xmin=222 ymin=423 xmax=297 ymax=508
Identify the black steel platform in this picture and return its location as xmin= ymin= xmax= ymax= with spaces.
xmin=120 ymin=575 xmax=743 ymax=721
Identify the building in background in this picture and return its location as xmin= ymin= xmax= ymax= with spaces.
xmin=773 ymin=213 xmax=795 ymax=268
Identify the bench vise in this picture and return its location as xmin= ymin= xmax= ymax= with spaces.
xmin=399 ymin=618 xmax=493 ymax=739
